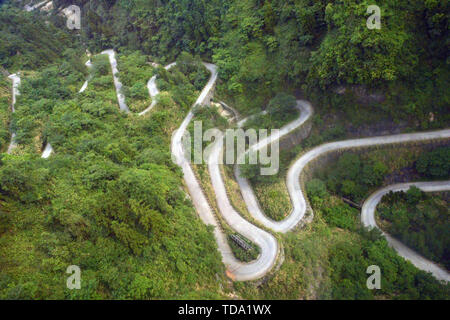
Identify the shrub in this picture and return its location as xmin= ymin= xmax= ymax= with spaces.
xmin=306 ymin=179 xmax=328 ymax=198
xmin=416 ymin=147 xmax=450 ymax=179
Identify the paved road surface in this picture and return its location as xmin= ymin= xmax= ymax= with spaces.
xmin=6 ymin=74 xmax=20 ymax=154
xmin=170 ymin=64 xmax=273 ymax=281
xmin=140 ymin=62 xmax=176 ymax=116
xmin=101 ymin=49 xmax=130 ymax=113
xmin=104 ymin=54 xmax=270 ymax=280
xmin=208 ymin=132 xmax=279 ymax=281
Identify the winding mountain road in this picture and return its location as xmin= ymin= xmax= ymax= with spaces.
xmin=238 ymin=129 xmax=450 ymax=234
xmin=235 ymin=100 xmax=313 ymax=233
xmin=6 ymin=74 xmax=20 ymax=154
xmin=201 ymin=100 xmax=312 ymax=280
xmin=219 ymin=98 xmax=450 ymax=281
xmin=101 ymin=50 xmax=130 ymax=113
xmin=140 ymin=62 xmax=176 ymax=116
xmin=107 ymin=56 xmax=280 ymax=280
xmin=118 ymin=53 xmax=450 ymax=281
xmin=362 ymin=181 xmax=450 ymax=282
xmin=207 ymin=132 xmax=279 ymax=281
xmin=281 ymin=129 xmax=450 ymax=233
xmin=7 ymin=58 xmax=93 ymax=158
xmin=35 ymin=48 xmax=450 ymax=282
xmin=168 ymin=63 xmax=273 ymax=281
xmin=102 ymin=50 xmax=177 ymax=116
xmin=20 ymin=2 xmax=261 ymax=282
xmin=216 ymin=99 xmax=450 ymax=281
xmin=233 ymin=122 xmax=449 ymax=280
xmin=103 ymin=52 xmax=268 ymax=280
xmin=232 ymin=124 xmax=450 ymax=280
xmin=78 ymin=59 xmax=92 ymax=94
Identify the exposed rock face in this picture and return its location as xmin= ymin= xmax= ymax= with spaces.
xmin=279 ymin=120 xmax=312 ymax=150
xmin=346 ymin=119 xmax=409 ymax=137
xmin=0 ymin=67 xmax=10 ymax=77
xmin=41 ymin=1 xmax=53 ymax=11
xmin=353 ymin=86 xmax=385 ymax=104
xmin=334 ymin=85 xmax=385 ymax=104
xmin=212 ymin=102 xmax=233 ymax=121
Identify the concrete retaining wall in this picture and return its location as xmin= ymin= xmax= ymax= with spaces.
xmin=279 ymin=119 xmax=313 ymax=151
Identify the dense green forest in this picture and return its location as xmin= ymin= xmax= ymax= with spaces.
xmin=8 ymin=0 xmax=447 ymax=126
xmin=0 ymin=7 xmax=226 ymax=298
xmin=10 ymin=49 xmax=87 ymax=154
xmin=157 ymin=52 xmax=210 ymax=110
xmin=0 ymin=0 xmax=449 ymax=300
xmin=213 ymin=0 xmax=449 ymax=129
xmin=0 ymin=56 xmax=227 ymax=299
xmin=0 ymin=6 xmax=75 ymax=71
xmin=416 ymin=147 xmax=450 ymax=179
xmin=378 ymin=188 xmax=449 ymax=270
xmin=228 ymin=145 xmax=449 ymax=300
xmin=314 ymin=146 xmax=450 ymax=203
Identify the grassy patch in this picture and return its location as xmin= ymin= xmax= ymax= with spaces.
xmin=228 ymin=233 xmax=260 ymax=263
xmin=252 ymin=179 xmax=291 ymax=221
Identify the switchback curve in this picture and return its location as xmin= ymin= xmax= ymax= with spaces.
xmin=361 ymin=181 xmax=450 ymax=282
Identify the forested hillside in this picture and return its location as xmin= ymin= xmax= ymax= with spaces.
xmin=50 ymin=0 xmax=225 ymax=60
xmin=28 ymin=0 xmax=448 ymax=128
xmin=378 ymin=188 xmax=449 ymax=270
xmin=214 ymin=0 xmax=448 ymax=128
xmin=0 ymin=0 xmax=449 ymax=300
xmin=0 ymin=6 xmax=226 ymax=299
xmin=0 ymin=6 xmax=76 ymax=71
